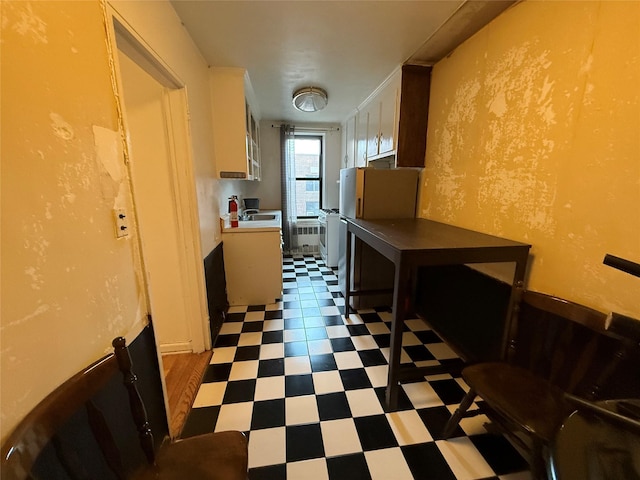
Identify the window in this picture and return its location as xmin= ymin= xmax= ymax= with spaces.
xmin=294 ymin=135 xmax=322 ymax=217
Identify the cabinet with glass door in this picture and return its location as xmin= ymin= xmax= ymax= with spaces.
xmin=246 ymin=101 xmax=261 ymax=180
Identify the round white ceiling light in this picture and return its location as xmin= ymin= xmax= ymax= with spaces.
xmin=292 ymin=87 xmax=328 ymax=112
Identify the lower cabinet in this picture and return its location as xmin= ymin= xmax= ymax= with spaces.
xmin=222 ymin=230 xmax=282 ymax=306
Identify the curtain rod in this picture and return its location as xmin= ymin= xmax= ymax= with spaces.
xmin=270 ymin=123 xmax=340 ymax=132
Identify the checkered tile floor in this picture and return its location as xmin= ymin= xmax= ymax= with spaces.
xmin=181 ymin=255 xmax=531 ymax=479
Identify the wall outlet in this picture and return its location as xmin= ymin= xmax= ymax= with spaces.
xmin=114 ymin=208 xmax=129 ymax=238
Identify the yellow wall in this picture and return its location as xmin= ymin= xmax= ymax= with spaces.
xmin=0 ymin=1 xmax=147 ymax=440
xmin=421 ymin=0 xmax=640 ymax=317
xmin=1 ymin=0 xmax=217 ymax=442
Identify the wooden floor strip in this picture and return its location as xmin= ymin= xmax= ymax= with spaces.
xmin=162 ymin=350 xmax=212 ymax=438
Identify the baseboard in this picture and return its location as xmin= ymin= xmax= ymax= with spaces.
xmin=158 ymin=342 xmax=192 ymax=354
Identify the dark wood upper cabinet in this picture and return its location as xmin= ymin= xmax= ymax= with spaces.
xmin=396 ymin=64 xmax=432 ymax=168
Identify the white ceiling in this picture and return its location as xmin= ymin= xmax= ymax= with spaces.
xmin=170 ymin=1 xmax=515 ymax=124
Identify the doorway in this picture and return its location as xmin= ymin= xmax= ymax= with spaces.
xmin=111 ymin=16 xmax=210 ymax=437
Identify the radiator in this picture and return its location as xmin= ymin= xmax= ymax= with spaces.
xmin=294 ymin=222 xmax=319 ymax=253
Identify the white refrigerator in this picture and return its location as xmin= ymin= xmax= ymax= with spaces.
xmin=338 ymin=167 xmax=419 ymax=309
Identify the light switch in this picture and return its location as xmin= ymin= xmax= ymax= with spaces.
xmin=114 ymin=208 xmax=129 ymax=238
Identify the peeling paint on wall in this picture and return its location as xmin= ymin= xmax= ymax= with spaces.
xmin=56 ymin=157 xmax=95 ymax=210
xmin=4 ymin=1 xmax=48 ymax=44
xmin=24 ymin=266 xmax=43 ymax=290
xmin=49 ymin=113 xmax=74 ymax=141
xmin=22 ymin=226 xmax=49 ymax=257
xmin=67 ymin=29 xmax=79 ymax=54
xmin=476 ymin=41 xmax=560 ymax=235
xmin=429 ymin=78 xmax=481 ymax=219
xmin=20 ymin=216 xmax=50 ymax=294
xmin=422 ymin=0 xmax=640 ymax=318
xmin=44 ymin=201 xmax=53 ymax=220
xmin=2 ymin=304 xmax=51 ymax=330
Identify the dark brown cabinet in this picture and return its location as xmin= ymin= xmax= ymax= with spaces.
xmin=396 ymin=65 xmax=432 ymax=168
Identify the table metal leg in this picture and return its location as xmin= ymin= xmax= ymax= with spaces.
xmin=385 ymin=260 xmax=410 ymax=411
xmin=344 ymin=227 xmax=352 ymax=318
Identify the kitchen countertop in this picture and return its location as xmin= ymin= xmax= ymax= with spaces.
xmin=221 ymin=210 xmax=282 ymax=233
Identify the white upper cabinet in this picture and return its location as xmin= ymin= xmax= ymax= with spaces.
xmin=378 ymin=77 xmax=400 ymax=156
xmin=366 ymin=70 xmax=401 ymax=160
xmin=210 ymin=68 xmax=261 ymax=180
xmin=341 ymin=115 xmax=357 ymax=168
xmin=355 ymin=108 xmax=368 ymax=167
xmin=365 ymin=101 xmax=380 ymax=159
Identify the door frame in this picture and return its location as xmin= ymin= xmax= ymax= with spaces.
xmin=104 ymin=7 xmax=211 ymax=356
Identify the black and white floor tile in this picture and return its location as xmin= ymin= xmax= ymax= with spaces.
xmin=182 ymin=255 xmax=531 ymax=480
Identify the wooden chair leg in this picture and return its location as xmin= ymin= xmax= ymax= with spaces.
xmin=442 ymin=388 xmax=476 ymax=438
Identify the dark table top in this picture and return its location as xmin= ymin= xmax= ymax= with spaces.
xmin=346 ymin=218 xmax=530 ymax=262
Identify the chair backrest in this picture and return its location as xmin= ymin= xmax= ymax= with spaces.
xmin=508 ymin=289 xmax=640 ymax=400
xmin=1 ymin=328 xmax=167 ymax=480
xmin=0 ymin=354 xmax=134 ymax=479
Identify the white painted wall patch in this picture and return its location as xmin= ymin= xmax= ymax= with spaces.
xmin=93 ymin=125 xmax=123 ymax=183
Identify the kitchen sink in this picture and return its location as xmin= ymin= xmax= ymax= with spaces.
xmin=244 ymin=214 xmax=276 ymax=221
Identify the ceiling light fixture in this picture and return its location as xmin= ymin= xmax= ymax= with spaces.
xmin=292 ymin=87 xmax=328 ymax=113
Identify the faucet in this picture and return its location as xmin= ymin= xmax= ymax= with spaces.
xmin=241 ymin=208 xmax=259 ymax=220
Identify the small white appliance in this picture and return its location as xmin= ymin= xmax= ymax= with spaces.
xmin=318 ymin=208 xmax=340 ymax=267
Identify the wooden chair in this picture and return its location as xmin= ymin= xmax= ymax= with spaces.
xmin=441 ymin=288 xmax=640 ymax=479
xmin=1 ymin=337 xmax=248 ymax=479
